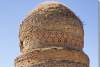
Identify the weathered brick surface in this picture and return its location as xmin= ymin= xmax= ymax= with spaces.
xmin=19 ymin=2 xmax=84 ymax=53
xmin=15 ymin=48 xmax=89 ymax=67
xmin=15 ymin=2 xmax=89 ymax=67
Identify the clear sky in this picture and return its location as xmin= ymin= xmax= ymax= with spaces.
xmin=0 ymin=0 xmax=98 ymax=67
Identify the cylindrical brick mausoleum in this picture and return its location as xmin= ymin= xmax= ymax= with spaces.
xmin=15 ymin=2 xmax=89 ymax=67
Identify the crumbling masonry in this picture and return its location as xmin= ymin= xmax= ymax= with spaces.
xmin=15 ymin=2 xmax=89 ymax=67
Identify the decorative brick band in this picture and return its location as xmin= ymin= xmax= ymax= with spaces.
xmin=20 ymin=29 xmax=84 ymax=53
xmin=21 ymin=30 xmax=83 ymax=53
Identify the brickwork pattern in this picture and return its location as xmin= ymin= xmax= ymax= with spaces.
xmin=15 ymin=2 xmax=89 ymax=67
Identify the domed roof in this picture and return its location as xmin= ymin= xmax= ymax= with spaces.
xmin=19 ymin=2 xmax=84 ymax=53
xmin=24 ymin=2 xmax=83 ymax=26
xmin=26 ymin=2 xmax=75 ymax=17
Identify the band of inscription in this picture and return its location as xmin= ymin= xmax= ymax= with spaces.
xmin=20 ymin=30 xmax=83 ymax=53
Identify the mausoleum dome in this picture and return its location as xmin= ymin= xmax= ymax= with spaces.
xmin=19 ymin=2 xmax=84 ymax=53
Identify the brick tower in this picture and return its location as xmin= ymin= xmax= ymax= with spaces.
xmin=15 ymin=2 xmax=89 ymax=67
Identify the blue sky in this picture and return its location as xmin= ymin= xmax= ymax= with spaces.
xmin=0 ymin=0 xmax=98 ymax=67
